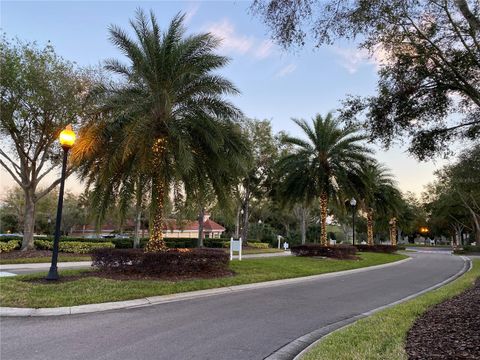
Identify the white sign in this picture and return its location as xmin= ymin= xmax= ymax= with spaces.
xmin=230 ymin=237 xmax=242 ymax=261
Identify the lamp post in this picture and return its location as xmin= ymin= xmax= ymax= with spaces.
xmin=46 ymin=125 xmax=76 ymax=281
xmin=350 ymin=197 xmax=357 ymax=246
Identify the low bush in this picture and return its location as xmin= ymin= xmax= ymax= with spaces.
xmin=291 ymin=244 xmax=357 ymax=259
xmin=354 ymin=244 xmax=398 ymax=253
xmin=0 ymin=240 xmax=21 ymax=253
xmin=247 ymin=242 xmax=270 ymax=249
xmin=204 ymin=238 xmax=229 ymax=248
xmin=92 ymin=248 xmax=229 ymax=275
xmin=34 ymin=240 xmax=115 ymax=253
xmin=0 ymin=235 xmax=23 ymax=242
xmin=454 ymin=245 xmax=480 ymax=254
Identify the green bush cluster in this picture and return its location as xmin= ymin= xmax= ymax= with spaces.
xmin=247 ymin=242 xmax=270 ymax=249
xmin=0 ymin=240 xmax=21 ymax=253
xmin=454 ymin=245 xmax=480 ymax=254
xmin=34 ymin=240 xmax=115 ymax=253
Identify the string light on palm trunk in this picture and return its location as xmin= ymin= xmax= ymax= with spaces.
xmin=320 ymin=192 xmax=328 ymax=246
xmin=367 ymin=209 xmax=374 ymax=246
xmin=389 ymin=217 xmax=397 ymax=245
xmin=145 ymin=137 xmax=168 ymax=253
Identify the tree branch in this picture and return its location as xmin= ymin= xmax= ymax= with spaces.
xmin=0 ymin=158 xmax=23 ymax=187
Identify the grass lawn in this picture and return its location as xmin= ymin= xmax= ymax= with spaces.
xmin=0 ymin=255 xmax=91 ymax=265
xmin=0 ymin=252 xmax=406 ymax=308
xmin=301 ymin=259 xmax=479 ymax=360
xmin=0 ymin=248 xmax=283 ymax=265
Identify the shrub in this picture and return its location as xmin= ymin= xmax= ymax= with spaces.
xmin=291 ymin=244 xmax=357 ymax=259
xmin=354 ymin=244 xmax=398 ymax=253
xmin=0 ymin=240 xmax=21 ymax=253
xmin=204 ymin=239 xmax=229 ymax=248
xmin=0 ymin=235 xmax=23 ymax=242
xmin=34 ymin=240 xmax=115 ymax=253
xmin=453 ymin=245 xmax=480 ymax=254
xmin=247 ymin=242 xmax=270 ymax=249
xmin=92 ymin=248 xmax=229 ymax=275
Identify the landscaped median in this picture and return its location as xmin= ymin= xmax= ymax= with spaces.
xmin=300 ymin=258 xmax=479 ymax=360
xmin=0 ymin=252 xmax=406 ymax=311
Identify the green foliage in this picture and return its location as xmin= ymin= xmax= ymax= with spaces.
xmin=253 ymin=0 xmax=480 ymax=159
xmin=74 ymin=10 xmax=248 ymax=248
xmin=276 ymin=113 xmax=371 ymax=205
xmin=34 ymin=240 xmax=115 ymax=253
xmin=246 ymin=242 xmax=270 ymax=249
xmin=0 ymin=240 xmax=21 ymax=253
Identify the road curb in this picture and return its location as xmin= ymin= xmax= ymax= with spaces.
xmin=0 ymin=256 xmax=411 ymax=317
xmin=264 ymin=256 xmax=471 ymax=360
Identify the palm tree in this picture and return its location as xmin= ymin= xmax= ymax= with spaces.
xmin=75 ymin=10 xmax=244 ymax=252
xmin=276 ymin=113 xmax=372 ymax=246
xmin=358 ymin=162 xmax=402 ymax=245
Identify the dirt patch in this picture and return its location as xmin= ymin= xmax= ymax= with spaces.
xmin=0 ymin=250 xmax=86 ymax=260
xmin=25 ymin=269 xmax=235 ymax=284
xmin=406 ymin=279 xmax=480 ymax=359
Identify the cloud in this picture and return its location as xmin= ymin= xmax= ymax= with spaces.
xmin=254 ymin=40 xmax=275 ymax=59
xmin=275 ymin=63 xmax=297 ymax=78
xmin=205 ymin=19 xmax=254 ymax=55
xmin=184 ymin=3 xmax=200 ymax=24
xmin=204 ymin=19 xmax=276 ymax=59
xmin=332 ymin=45 xmax=390 ymax=74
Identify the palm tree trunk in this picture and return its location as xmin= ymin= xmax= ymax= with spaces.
xmin=145 ymin=175 xmax=167 ymax=252
xmin=389 ymin=217 xmax=397 ymax=245
xmin=320 ymin=192 xmax=328 ymax=246
xmin=300 ymin=207 xmax=307 ymax=245
xmin=133 ymin=183 xmax=142 ymax=249
xmin=367 ymin=209 xmax=374 ymax=246
xmin=197 ymin=205 xmax=205 ymax=247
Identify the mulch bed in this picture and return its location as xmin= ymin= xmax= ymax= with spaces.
xmin=25 ymin=269 xmax=235 ymax=284
xmin=406 ymin=279 xmax=480 ymax=359
xmin=0 ymin=250 xmax=86 ymax=260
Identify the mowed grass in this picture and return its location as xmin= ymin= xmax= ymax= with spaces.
xmin=0 ymin=255 xmax=91 ymax=264
xmin=0 ymin=249 xmax=283 ymax=265
xmin=0 ymin=252 xmax=406 ymax=308
xmin=302 ymin=259 xmax=479 ymax=360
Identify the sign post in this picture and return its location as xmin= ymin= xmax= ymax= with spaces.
xmin=230 ymin=237 xmax=242 ymax=261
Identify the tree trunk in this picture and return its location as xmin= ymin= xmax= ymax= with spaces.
xmin=367 ymin=209 xmax=374 ymax=246
xmin=234 ymin=207 xmax=241 ymax=238
xmin=240 ymin=190 xmax=250 ymax=242
xmin=145 ymin=176 xmax=167 ymax=252
xmin=133 ymin=182 xmax=142 ymax=249
xmin=197 ymin=205 xmax=205 ymax=247
xmin=320 ymin=192 xmax=328 ymax=246
xmin=300 ymin=207 xmax=306 ymax=244
xmin=21 ymin=188 xmax=36 ymax=250
xmin=389 ymin=217 xmax=397 ymax=246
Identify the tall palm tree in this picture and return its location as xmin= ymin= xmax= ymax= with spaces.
xmin=358 ymin=162 xmax=402 ymax=245
xmin=75 ymin=10 xmax=244 ymax=252
xmin=276 ymin=113 xmax=372 ymax=246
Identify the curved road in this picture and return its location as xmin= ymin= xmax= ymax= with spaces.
xmin=1 ymin=253 xmax=466 ymax=360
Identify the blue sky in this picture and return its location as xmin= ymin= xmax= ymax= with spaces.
xmin=0 ymin=0 xmax=450 ymax=195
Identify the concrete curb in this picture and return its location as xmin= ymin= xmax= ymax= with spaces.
xmin=264 ymin=256 xmax=471 ymax=360
xmin=0 ymin=256 xmax=411 ymax=317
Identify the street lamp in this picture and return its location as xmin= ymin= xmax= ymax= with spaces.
xmin=46 ymin=125 xmax=76 ymax=281
xmin=350 ymin=197 xmax=357 ymax=246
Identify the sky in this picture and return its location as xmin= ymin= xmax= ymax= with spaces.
xmin=0 ymin=0 xmax=453 ymax=197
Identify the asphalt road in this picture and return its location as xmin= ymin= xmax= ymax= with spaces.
xmin=0 ymin=253 xmax=466 ymax=360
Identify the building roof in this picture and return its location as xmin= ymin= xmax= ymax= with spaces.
xmin=163 ymin=218 xmax=225 ymax=232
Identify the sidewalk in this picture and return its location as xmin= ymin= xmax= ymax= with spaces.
xmin=0 ymin=251 xmax=292 ymax=276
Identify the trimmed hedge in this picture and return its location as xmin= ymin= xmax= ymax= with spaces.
xmin=354 ymin=244 xmax=398 ymax=253
xmin=34 ymin=240 xmax=115 ymax=253
xmin=0 ymin=240 xmax=21 ymax=253
xmin=454 ymin=245 xmax=480 ymax=254
xmin=247 ymin=242 xmax=270 ymax=249
xmin=291 ymin=244 xmax=357 ymax=259
xmin=92 ymin=248 xmax=229 ymax=275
